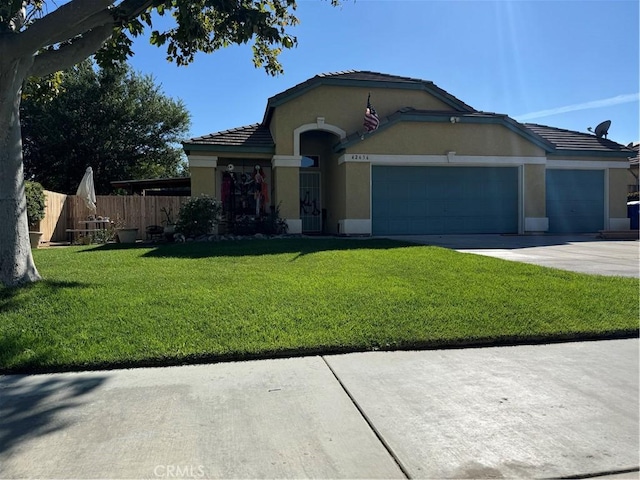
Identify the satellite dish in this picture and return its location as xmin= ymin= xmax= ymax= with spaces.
xmin=587 ymin=120 xmax=611 ymax=139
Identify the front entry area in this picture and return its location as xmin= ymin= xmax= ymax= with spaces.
xmin=372 ymin=166 xmax=519 ymax=235
xmin=300 ymin=171 xmax=322 ymax=233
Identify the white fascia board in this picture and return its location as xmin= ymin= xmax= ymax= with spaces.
xmin=188 ymin=156 xmax=218 ymax=168
xmin=272 ymin=155 xmax=302 ymax=168
xmin=339 ymin=154 xmax=446 ymax=165
xmin=339 ymin=154 xmax=546 ymax=166
xmin=451 ymin=155 xmax=546 ymax=165
xmin=547 ymin=160 xmax=630 ymax=169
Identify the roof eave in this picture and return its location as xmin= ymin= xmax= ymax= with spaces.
xmin=547 ymin=149 xmax=634 ymax=159
xmin=182 ymin=143 xmax=275 ymax=155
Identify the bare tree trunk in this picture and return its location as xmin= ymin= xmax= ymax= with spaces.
xmin=0 ymin=54 xmax=42 ymax=287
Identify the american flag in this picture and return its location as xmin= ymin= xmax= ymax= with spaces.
xmin=363 ymin=93 xmax=379 ymax=132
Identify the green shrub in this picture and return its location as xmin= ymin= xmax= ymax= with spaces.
xmin=258 ymin=203 xmax=289 ymax=235
xmin=25 ymin=181 xmax=46 ymax=228
xmin=176 ymin=195 xmax=221 ymax=238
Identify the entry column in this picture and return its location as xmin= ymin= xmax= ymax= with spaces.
xmin=188 ymin=155 xmax=218 ymax=197
xmin=272 ymin=156 xmax=302 ymax=234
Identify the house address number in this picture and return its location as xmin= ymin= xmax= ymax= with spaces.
xmin=350 ymin=154 xmax=369 ymax=160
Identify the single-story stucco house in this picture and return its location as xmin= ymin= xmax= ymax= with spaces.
xmin=183 ymin=70 xmax=633 ymax=236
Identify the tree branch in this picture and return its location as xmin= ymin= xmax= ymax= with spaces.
xmin=27 ymin=24 xmax=114 ymax=77
xmin=113 ymin=0 xmax=158 ymax=23
xmin=46 ymin=9 xmax=115 ymax=46
xmin=17 ymin=0 xmax=115 ymax=55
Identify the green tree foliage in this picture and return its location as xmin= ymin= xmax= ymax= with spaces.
xmin=24 ymin=180 xmax=45 ymax=227
xmin=0 ymin=0 xmax=333 ymax=76
xmin=21 ymin=60 xmax=190 ymax=194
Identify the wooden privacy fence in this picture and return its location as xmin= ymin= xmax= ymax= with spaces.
xmin=43 ymin=191 xmax=189 ymax=242
xmin=41 ymin=190 xmax=69 ymax=242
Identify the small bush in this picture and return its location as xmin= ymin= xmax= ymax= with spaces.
xmin=25 ymin=181 xmax=46 ymax=228
xmin=258 ymin=203 xmax=289 ymax=235
xmin=176 ymin=195 xmax=221 ymax=238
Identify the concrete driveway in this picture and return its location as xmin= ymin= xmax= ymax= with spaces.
xmin=382 ymin=234 xmax=640 ymax=277
xmin=1 ymin=340 xmax=638 ymax=479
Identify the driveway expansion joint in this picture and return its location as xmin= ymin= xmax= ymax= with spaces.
xmin=321 ymin=356 xmax=411 ymax=479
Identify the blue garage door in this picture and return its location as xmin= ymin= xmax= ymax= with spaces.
xmin=372 ymin=166 xmax=519 ymax=235
xmin=546 ymin=169 xmax=604 ymax=233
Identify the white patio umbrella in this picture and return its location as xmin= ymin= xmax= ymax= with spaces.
xmin=76 ymin=166 xmax=96 ymax=214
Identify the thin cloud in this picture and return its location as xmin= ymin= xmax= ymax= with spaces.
xmin=514 ymin=93 xmax=640 ymax=121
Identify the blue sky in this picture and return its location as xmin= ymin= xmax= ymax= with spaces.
xmin=128 ymin=0 xmax=639 ymax=146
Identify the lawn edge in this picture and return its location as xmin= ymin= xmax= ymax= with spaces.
xmin=2 ymin=329 xmax=638 ymax=376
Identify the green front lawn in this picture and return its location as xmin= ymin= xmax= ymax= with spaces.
xmin=1 ymin=238 xmax=637 ymax=373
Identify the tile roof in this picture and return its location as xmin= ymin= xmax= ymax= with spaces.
xmin=629 ymin=143 xmax=639 ymax=166
xmin=523 ymin=123 xmax=632 ymax=155
xmin=186 ymin=123 xmax=274 ymax=148
xmin=315 ymin=70 xmax=434 ymax=84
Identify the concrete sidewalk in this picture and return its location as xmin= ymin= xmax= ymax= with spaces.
xmin=1 ymin=340 xmax=638 ymax=479
xmin=382 ymin=234 xmax=640 ymax=277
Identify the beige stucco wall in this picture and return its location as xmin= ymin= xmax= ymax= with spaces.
xmin=344 ymin=162 xmax=371 ymax=219
xmin=347 ymin=123 xmax=546 ymax=157
xmin=190 ymin=167 xmax=216 ymax=197
xmin=272 ymin=166 xmax=299 ymax=221
xmin=609 ymin=168 xmax=630 ymax=218
xmin=326 ymin=163 xmax=346 ymax=234
xmin=524 ymin=164 xmax=545 ymax=218
xmin=272 ymin=85 xmax=454 ymax=155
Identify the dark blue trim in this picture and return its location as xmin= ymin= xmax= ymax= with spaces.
xmin=548 ymin=150 xmax=632 ymax=159
xmin=182 ymin=143 xmax=275 ymax=154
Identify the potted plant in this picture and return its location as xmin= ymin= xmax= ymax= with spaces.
xmin=161 ymin=207 xmax=176 ymax=241
xmin=25 ymin=181 xmax=46 ymax=248
xmin=112 ymin=215 xmax=138 ymax=244
xmin=116 ymin=227 xmax=138 ymax=243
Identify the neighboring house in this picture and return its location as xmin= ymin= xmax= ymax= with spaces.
xmin=628 ymin=143 xmax=639 ymax=200
xmin=183 ymin=71 xmax=633 ymax=235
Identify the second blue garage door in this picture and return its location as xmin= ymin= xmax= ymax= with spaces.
xmin=372 ymin=166 xmax=519 ymax=235
xmin=546 ymin=169 xmax=604 ymax=233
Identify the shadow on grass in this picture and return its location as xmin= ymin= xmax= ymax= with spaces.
xmin=0 ymin=368 xmax=107 ymax=461
xmin=0 ymin=280 xmax=88 ymax=314
xmin=380 ymin=233 xmax=639 ymax=250
xmin=80 ymin=237 xmax=417 ymax=259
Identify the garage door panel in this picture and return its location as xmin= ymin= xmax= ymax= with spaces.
xmin=372 ymin=166 xmax=518 ymax=235
xmin=546 ymin=170 xmax=604 ymax=233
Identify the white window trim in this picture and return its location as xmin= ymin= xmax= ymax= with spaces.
xmin=339 ymin=154 xmax=547 ymax=166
